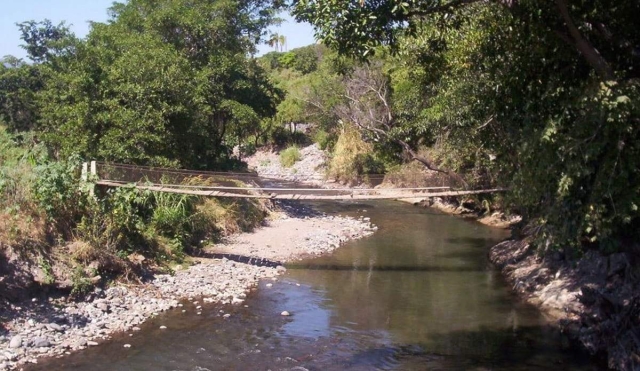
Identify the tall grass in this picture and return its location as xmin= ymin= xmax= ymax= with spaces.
xmin=327 ymin=124 xmax=384 ymax=184
xmin=0 ymin=127 xmax=48 ymax=249
xmin=279 ymin=145 xmax=302 ymax=167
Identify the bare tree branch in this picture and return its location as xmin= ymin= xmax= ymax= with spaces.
xmin=336 ymin=62 xmax=468 ymax=187
xmin=475 ymin=115 xmax=496 ymax=132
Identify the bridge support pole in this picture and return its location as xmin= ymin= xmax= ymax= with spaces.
xmin=80 ymin=161 xmax=97 ymax=197
xmin=81 ymin=162 xmax=88 ymax=182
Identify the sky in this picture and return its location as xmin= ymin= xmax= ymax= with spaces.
xmin=1 ymin=0 xmax=316 ymax=60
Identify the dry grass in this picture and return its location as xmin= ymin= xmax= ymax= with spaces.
xmin=327 ymin=124 xmax=375 ymax=184
xmin=0 ymin=209 xmax=47 ymax=251
xmin=279 ymin=146 xmax=302 ymax=168
xmin=196 ymin=198 xmax=269 ymax=239
xmin=381 ymin=161 xmax=451 ymax=188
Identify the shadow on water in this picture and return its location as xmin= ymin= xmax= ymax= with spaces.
xmin=444 ymin=236 xmax=505 ymax=246
xmin=287 ymin=264 xmax=487 ymax=272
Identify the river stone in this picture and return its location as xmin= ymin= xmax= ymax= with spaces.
xmin=87 ymin=341 xmax=99 ymax=346
xmin=281 ymin=311 xmax=291 ymax=316
xmin=33 ymin=337 xmax=50 ymax=348
xmin=9 ymin=336 xmax=22 ymax=349
xmin=47 ymin=323 xmax=64 ymax=332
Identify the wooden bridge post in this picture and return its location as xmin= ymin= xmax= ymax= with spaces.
xmin=81 ymin=162 xmax=88 ymax=182
xmin=80 ymin=161 xmax=97 ymax=197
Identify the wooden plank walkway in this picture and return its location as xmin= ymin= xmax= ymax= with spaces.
xmin=96 ymin=180 xmax=506 ymax=200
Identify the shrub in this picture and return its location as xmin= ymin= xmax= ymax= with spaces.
xmin=32 ymin=155 xmax=88 ymax=238
xmin=269 ymin=126 xmax=311 ymax=147
xmin=280 ymin=146 xmax=302 ymax=167
xmin=313 ymin=129 xmax=336 ymax=151
xmin=382 ymin=161 xmax=451 ymax=188
xmin=327 ymin=124 xmax=384 ymax=184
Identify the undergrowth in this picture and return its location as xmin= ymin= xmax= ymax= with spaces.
xmin=327 ymin=124 xmax=384 ymax=184
xmin=279 ymin=145 xmax=301 ymax=167
xmin=0 ymin=125 xmax=271 ymax=297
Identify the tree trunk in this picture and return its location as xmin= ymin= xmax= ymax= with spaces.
xmin=555 ymin=0 xmax=614 ymax=80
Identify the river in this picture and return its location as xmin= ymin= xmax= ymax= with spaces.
xmin=28 ymin=200 xmax=600 ymax=370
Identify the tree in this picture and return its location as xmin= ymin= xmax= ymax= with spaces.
xmin=292 ymin=0 xmax=640 ymax=255
xmin=278 ymin=34 xmax=287 ymax=52
xmin=0 ymin=57 xmax=43 ymax=132
xmin=268 ymin=33 xmax=281 ymax=51
xmin=36 ymin=0 xmax=283 ymax=169
xmin=17 ymin=20 xmax=76 ymax=64
xmin=292 ymin=0 xmax=640 ymax=81
xmin=335 ymin=60 xmax=466 ymax=185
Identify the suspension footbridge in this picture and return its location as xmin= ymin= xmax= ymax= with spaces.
xmin=84 ymin=161 xmax=506 ymax=201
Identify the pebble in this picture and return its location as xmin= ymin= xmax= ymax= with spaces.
xmin=123 ymin=344 xmax=131 ymax=348
xmin=9 ymin=336 xmax=22 ymax=349
xmin=281 ymin=311 xmax=291 ymax=316
xmin=159 ymin=326 xmax=167 ymax=330
xmin=33 ymin=337 xmax=50 ymax=348
xmin=47 ymin=323 xmax=64 ymax=332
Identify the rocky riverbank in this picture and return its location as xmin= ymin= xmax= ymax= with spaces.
xmin=209 ymin=201 xmax=377 ymax=262
xmin=490 ymin=238 xmax=640 ymax=370
xmin=0 ymin=202 xmax=376 ymax=370
xmin=398 ymin=196 xmax=521 ymax=229
xmin=245 ymin=144 xmax=328 ymax=185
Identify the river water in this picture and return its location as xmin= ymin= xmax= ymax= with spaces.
xmin=29 ymin=200 xmax=600 ymax=370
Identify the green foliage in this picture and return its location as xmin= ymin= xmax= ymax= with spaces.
xmin=33 ymin=0 xmax=283 ymax=169
xmin=292 ymin=0 xmax=640 ymax=253
xmin=38 ymin=257 xmax=55 ymax=285
xmin=279 ymin=145 xmax=302 ymax=167
xmin=0 ymin=59 xmax=43 ymax=132
xmin=278 ymin=52 xmax=296 ymax=68
xmin=312 ymin=128 xmax=336 ymax=151
xmin=32 ymin=156 xmax=85 ymax=223
xmin=0 ymin=127 xmax=39 ymax=208
xmin=16 ymin=20 xmax=76 ymax=64
xmin=70 ymin=265 xmax=93 ymax=297
xmin=291 ymin=45 xmax=319 ymax=74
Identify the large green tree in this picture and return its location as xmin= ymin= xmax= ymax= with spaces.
xmin=36 ymin=0 xmax=283 ymax=168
